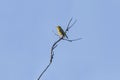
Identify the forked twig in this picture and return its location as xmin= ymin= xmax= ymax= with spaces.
xmin=65 ymin=18 xmax=77 ymax=33
xmin=37 ymin=18 xmax=81 ymax=80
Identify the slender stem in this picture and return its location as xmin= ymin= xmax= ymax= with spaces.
xmin=37 ymin=62 xmax=51 ymax=80
xmin=37 ymin=37 xmax=63 ymax=80
xmin=50 ymin=37 xmax=63 ymax=62
xmin=37 ymin=18 xmax=79 ymax=80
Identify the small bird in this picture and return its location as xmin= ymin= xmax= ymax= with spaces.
xmin=57 ymin=26 xmax=68 ymax=38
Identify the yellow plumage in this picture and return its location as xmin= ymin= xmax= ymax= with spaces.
xmin=57 ymin=26 xmax=68 ymax=38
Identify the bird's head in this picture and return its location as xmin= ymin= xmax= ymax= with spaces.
xmin=57 ymin=26 xmax=61 ymax=29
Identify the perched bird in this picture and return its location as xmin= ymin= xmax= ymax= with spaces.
xmin=57 ymin=26 xmax=68 ymax=38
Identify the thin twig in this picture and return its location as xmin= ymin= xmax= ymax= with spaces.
xmin=65 ymin=18 xmax=77 ymax=33
xmin=65 ymin=18 xmax=73 ymax=33
xmin=63 ymin=38 xmax=82 ymax=42
xmin=37 ymin=62 xmax=51 ymax=80
xmin=37 ymin=18 xmax=81 ymax=80
xmin=52 ymin=30 xmax=59 ymax=36
xmin=50 ymin=37 xmax=63 ymax=63
xmin=37 ymin=37 xmax=63 ymax=80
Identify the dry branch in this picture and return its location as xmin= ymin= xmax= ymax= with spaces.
xmin=37 ymin=18 xmax=81 ymax=80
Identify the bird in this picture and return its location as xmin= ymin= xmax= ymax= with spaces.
xmin=56 ymin=26 xmax=68 ymax=38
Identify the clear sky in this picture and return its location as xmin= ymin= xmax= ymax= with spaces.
xmin=0 ymin=0 xmax=120 ymax=80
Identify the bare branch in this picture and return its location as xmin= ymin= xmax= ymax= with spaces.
xmin=63 ymin=38 xmax=82 ymax=42
xmin=65 ymin=18 xmax=73 ymax=32
xmin=37 ymin=62 xmax=51 ymax=80
xmin=65 ymin=18 xmax=77 ymax=33
xmin=68 ymin=19 xmax=77 ymax=30
xmin=37 ymin=37 xmax=63 ymax=80
xmin=37 ymin=18 xmax=81 ymax=80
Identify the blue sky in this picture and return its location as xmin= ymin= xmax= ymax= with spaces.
xmin=0 ymin=0 xmax=120 ymax=80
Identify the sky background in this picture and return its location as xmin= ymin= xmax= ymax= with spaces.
xmin=0 ymin=0 xmax=120 ymax=80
